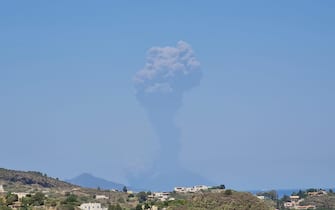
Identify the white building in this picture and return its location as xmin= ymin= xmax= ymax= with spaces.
xmin=256 ymin=196 xmax=265 ymax=200
xmin=174 ymin=187 xmax=187 ymax=193
xmin=193 ymin=185 xmax=209 ymax=191
xmin=95 ymin=195 xmax=109 ymax=199
xmin=0 ymin=185 xmax=5 ymax=193
xmin=80 ymin=203 xmax=107 ymax=210
xmin=13 ymin=192 xmax=30 ymax=199
xmin=174 ymin=185 xmax=209 ymax=193
xmin=151 ymin=192 xmax=170 ymax=201
xmin=284 ymin=201 xmax=293 ymax=208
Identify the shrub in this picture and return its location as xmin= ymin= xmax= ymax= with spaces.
xmin=224 ymin=189 xmax=233 ymax=196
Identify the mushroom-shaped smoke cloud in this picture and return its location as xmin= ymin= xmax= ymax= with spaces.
xmin=134 ymin=40 xmax=201 ymax=96
xmin=132 ymin=41 xmax=203 ymax=190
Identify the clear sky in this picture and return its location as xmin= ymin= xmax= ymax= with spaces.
xmin=1 ymin=1 xmax=335 ymax=190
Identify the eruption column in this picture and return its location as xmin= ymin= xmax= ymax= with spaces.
xmin=133 ymin=41 xmax=202 ymax=188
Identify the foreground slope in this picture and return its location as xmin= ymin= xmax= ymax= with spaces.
xmin=166 ymin=191 xmax=275 ymax=210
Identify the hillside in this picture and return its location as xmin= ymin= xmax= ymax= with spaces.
xmin=0 ymin=168 xmax=284 ymax=210
xmin=165 ymin=191 xmax=275 ymax=210
xmin=300 ymin=195 xmax=335 ymax=209
xmin=0 ymin=168 xmax=76 ymax=190
xmin=0 ymin=168 xmax=136 ymax=209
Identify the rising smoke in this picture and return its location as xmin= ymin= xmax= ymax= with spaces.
xmin=132 ymin=41 xmax=205 ymax=190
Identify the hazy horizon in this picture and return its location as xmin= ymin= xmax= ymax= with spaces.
xmin=1 ymin=1 xmax=334 ymax=191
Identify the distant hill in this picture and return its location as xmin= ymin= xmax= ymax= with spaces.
xmin=66 ymin=173 xmax=125 ymax=191
xmin=0 ymin=168 xmax=75 ymax=189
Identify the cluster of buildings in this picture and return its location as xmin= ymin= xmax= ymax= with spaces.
xmin=174 ymin=185 xmax=209 ymax=193
xmin=307 ymin=190 xmax=328 ymax=197
xmin=283 ymin=195 xmax=316 ymax=209
xmin=0 ymin=185 xmax=37 ymax=209
xmin=148 ymin=192 xmax=174 ymax=201
xmin=255 ymin=189 xmax=331 ymax=209
xmin=145 ymin=185 xmax=210 ymax=202
xmin=282 ymin=190 xmax=328 ymax=209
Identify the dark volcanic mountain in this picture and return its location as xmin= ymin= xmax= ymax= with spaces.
xmin=67 ymin=173 xmax=125 ymax=191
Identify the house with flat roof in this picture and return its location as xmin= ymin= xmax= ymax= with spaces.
xmin=80 ymin=203 xmax=107 ymax=210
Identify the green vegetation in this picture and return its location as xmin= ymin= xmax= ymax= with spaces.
xmin=162 ymin=191 xmax=275 ymax=210
xmin=108 ymin=204 xmax=122 ymax=210
xmin=278 ymin=189 xmax=335 ymax=210
xmin=0 ymin=168 xmax=75 ymax=190
xmin=136 ymin=191 xmax=147 ymax=203
xmin=257 ymin=190 xmax=278 ymax=201
xmin=2 ymin=167 xmax=335 ymax=210
xmin=22 ymin=192 xmax=45 ymax=206
xmin=5 ymin=193 xmax=18 ymax=206
xmin=299 ymin=193 xmax=335 ymax=209
xmin=210 ymin=184 xmax=226 ymax=190
xmin=122 ymin=186 xmax=127 ymax=193
xmin=224 ymin=189 xmax=233 ymax=196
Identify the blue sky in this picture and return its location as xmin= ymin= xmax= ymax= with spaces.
xmin=1 ymin=1 xmax=335 ymax=190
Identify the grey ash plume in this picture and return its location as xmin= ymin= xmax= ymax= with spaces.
xmin=132 ymin=41 xmax=203 ymax=189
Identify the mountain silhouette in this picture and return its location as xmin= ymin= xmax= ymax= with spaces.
xmin=67 ymin=173 xmax=125 ymax=191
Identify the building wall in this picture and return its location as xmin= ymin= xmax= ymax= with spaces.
xmin=80 ymin=203 xmax=107 ymax=210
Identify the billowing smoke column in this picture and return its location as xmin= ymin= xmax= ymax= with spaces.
xmin=133 ymin=41 xmax=203 ymax=189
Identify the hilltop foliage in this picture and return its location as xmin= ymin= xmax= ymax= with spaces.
xmin=0 ymin=168 xmax=75 ymax=189
xmin=156 ymin=191 xmax=275 ymax=210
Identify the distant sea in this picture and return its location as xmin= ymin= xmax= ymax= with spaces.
xmin=249 ymin=188 xmax=335 ymax=198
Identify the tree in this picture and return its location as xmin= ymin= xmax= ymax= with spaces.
xmin=0 ymin=206 xmax=11 ymax=210
xmin=144 ymin=203 xmax=150 ymax=209
xmin=5 ymin=192 xmax=18 ymax=206
xmin=306 ymin=188 xmax=317 ymax=193
xmin=21 ymin=197 xmax=33 ymax=206
xmin=122 ymin=186 xmax=127 ymax=193
xmin=257 ymin=190 xmax=278 ymax=201
xmin=0 ymin=198 xmax=5 ymax=206
xmin=136 ymin=192 xmax=147 ymax=203
xmin=45 ymin=199 xmax=57 ymax=207
xmin=59 ymin=194 xmax=79 ymax=210
xmin=63 ymin=194 xmax=78 ymax=204
xmin=211 ymin=184 xmax=225 ymax=190
xmin=31 ymin=192 xmax=45 ymax=206
xmin=135 ymin=204 xmax=142 ymax=210
xmin=224 ymin=189 xmax=232 ymax=195
xmin=108 ymin=204 xmax=122 ymax=210
xmin=295 ymin=190 xmax=307 ymax=198
xmin=281 ymin=195 xmax=290 ymax=202
xmin=57 ymin=204 xmax=75 ymax=210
